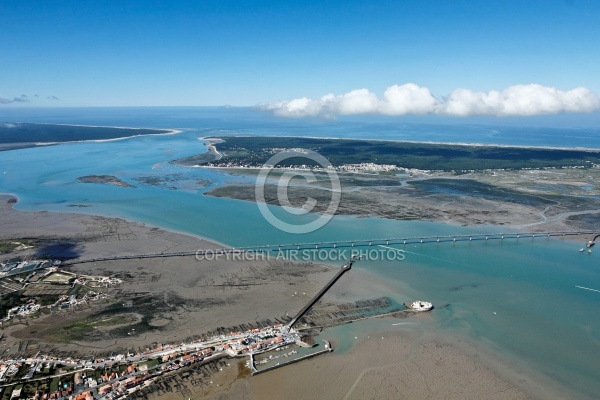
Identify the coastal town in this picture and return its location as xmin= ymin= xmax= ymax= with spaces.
xmin=0 ymin=254 xmax=434 ymax=399
xmin=0 ymin=256 xmax=347 ymax=399
xmin=0 ymin=322 xmax=309 ymax=399
xmin=203 ymin=159 xmax=414 ymax=174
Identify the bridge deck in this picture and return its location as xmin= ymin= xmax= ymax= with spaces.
xmin=60 ymin=231 xmax=597 ymax=266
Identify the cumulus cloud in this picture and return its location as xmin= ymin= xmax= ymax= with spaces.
xmin=259 ymin=83 xmax=600 ymax=118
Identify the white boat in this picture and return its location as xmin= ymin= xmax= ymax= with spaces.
xmin=588 ymin=249 xmax=592 ymax=254
xmin=405 ymin=301 xmax=433 ymax=311
xmin=580 ymin=248 xmax=585 ymax=252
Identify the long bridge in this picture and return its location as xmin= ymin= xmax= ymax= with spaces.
xmin=61 ymin=230 xmax=597 ymax=266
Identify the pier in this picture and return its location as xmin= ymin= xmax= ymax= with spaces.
xmin=286 ymin=258 xmax=355 ymax=330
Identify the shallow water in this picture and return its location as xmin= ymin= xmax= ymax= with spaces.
xmin=1 ymin=108 xmax=599 ymax=397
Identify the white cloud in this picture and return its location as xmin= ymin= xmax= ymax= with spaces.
xmin=259 ymin=83 xmax=600 ymax=117
xmin=381 ymin=84 xmax=439 ymax=115
xmin=336 ymin=89 xmax=379 ymax=115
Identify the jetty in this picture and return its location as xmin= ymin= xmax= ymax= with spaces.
xmin=248 ymin=259 xmax=355 ymax=375
xmin=286 ymin=257 xmax=355 ymax=330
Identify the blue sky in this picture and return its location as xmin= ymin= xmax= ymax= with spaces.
xmin=2 ymin=0 xmax=600 ymax=111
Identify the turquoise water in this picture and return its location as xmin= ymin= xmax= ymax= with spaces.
xmin=319 ymin=238 xmax=600 ymax=397
xmin=1 ymin=108 xmax=599 ymax=397
xmin=355 ymin=239 xmax=600 ymax=397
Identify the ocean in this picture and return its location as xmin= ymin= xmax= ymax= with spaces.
xmin=1 ymin=107 xmax=599 ymax=397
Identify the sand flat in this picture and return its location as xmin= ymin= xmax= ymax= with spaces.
xmin=0 ymin=194 xmax=572 ymax=399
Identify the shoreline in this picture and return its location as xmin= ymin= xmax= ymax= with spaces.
xmin=213 ymin=133 xmax=600 ymax=152
xmin=0 ymin=196 xmax=589 ymax=399
xmin=0 ymin=122 xmax=184 ymax=151
xmin=1 ymin=193 xmax=229 ymax=251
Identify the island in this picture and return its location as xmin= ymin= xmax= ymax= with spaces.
xmin=176 ymin=136 xmax=600 ymax=231
xmin=77 ymin=175 xmax=136 ymax=188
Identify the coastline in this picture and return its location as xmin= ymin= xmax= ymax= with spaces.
xmin=214 ymin=133 xmax=600 ymax=152
xmin=0 ymin=196 xmax=588 ymax=399
xmin=0 ymin=122 xmax=183 ymax=151
xmin=0 ymin=117 xmax=598 ymax=398
xmin=0 ymin=193 xmax=228 ymax=257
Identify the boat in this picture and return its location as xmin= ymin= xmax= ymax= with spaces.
xmin=588 ymin=249 xmax=592 ymax=254
xmin=404 ymin=301 xmax=433 ymax=311
xmin=580 ymin=248 xmax=585 ymax=252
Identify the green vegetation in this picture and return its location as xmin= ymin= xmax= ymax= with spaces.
xmin=0 ymin=239 xmax=33 ymax=253
xmin=49 ymin=377 xmax=60 ymax=393
xmin=408 ymin=178 xmax=557 ymax=207
xmin=192 ymin=136 xmax=600 ymax=171
xmin=141 ymin=359 xmax=160 ymax=369
xmin=51 ymin=312 xmax=140 ymax=341
xmin=0 ymin=123 xmax=170 ymax=151
xmin=42 ymin=292 xmax=202 ymax=342
xmin=37 ymin=295 xmax=61 ymax=306
xmin=76 ymin=175 xmax=136 ymax=188
xmin=0 ymin=292 xmax=21 ymax=318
